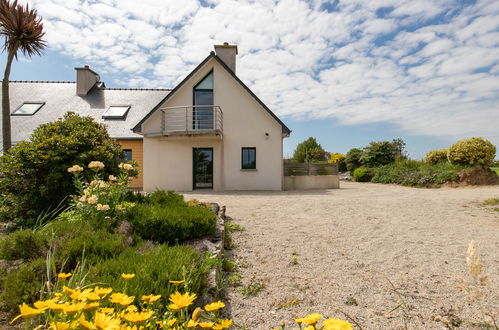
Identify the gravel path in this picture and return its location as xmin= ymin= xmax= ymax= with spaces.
xmin=184 ymin=182 xmax=499 ymax=329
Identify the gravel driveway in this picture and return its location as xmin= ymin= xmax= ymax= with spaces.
xmin=184 ymin=182 xmax=499 ymax=329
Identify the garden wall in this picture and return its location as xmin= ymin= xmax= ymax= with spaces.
xmin=283 ymin=162 xmax=340 ymax=190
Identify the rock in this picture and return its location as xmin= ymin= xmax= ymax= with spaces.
xmin=118 ymin=221 xmax=133 ymax=235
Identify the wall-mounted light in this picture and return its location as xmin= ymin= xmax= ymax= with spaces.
xmin=265 ymin=132 xmax=270 ymax=139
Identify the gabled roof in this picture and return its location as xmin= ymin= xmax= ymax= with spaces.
xmin=133 ymin=52 xmax=291 ymax=135
xmin=0 ymin=81 xmax=169 ymax=145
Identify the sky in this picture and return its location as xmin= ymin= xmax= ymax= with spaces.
xmin=2 ymin=0 xmax=499 ymax=159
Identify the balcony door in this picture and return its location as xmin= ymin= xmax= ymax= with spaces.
xmin=193 ymin=71 xmax=214 ymax=130
xmin=193 ymin=148 xmax=213 ymax=189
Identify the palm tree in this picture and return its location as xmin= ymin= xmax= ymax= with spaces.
xmin=0 ymin=0 xmax=45 ymax=152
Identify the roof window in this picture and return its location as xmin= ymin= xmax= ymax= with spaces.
xmin=102 ymin=105 xmax=130 ymax=119
xmin=12 ymin=102 xmax=45 ymax=115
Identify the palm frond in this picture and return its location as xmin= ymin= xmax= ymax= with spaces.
xmin=0 ymin=0 xmax=46 ymax=59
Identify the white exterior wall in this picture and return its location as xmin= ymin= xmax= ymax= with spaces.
xmin=142 ymin=58 xmax=284 ymax=191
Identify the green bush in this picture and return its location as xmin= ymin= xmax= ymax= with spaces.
xmin=360 ymin=139 xmax=406 ymax=168
xmin=371 ymin=160 xmax=464 ymax=186
xmin=0 ymin=229 xmax=48 ymax=261
xmin=425 ymin=148 xmax=449 ymax=164
xmin=345 ymin=148 xmax=363 ymax=173
xmin=447 ymin=137 xmax=496 ymax=166
xmin=89 ymin=245 xmax=211 ymax=313
xmin=0 ymin=113 xmax=127 ymax=228
xmin=292 ymin=137 xmax=327 ymax=163
xmin=353 ymin=168 xmax=374 ymax=182
xmin=143 ymin=190 xmax=186 ymax=206
xmin=1 ymin=258 xmax=46 ymax=311
xmin=129 ymin=203 xmax=216 ymax=244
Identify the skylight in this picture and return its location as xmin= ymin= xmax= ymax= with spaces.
xmin=12 ymin=102 xmax=45 ymax=115
xmin=102 ymin=105 xmax=130 ymax=119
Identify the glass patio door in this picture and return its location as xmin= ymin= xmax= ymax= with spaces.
xmin=193 ymin=148 xmax=213 ymax=189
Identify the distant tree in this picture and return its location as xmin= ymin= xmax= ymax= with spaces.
xmin=328 ymin=153 xmax=347 ymax=172
xmin=345 ymin=148 xmax=363 ymax=173
xmin=292 ymin=137 xmax=327 ymax=163
xmin=0 ymin=0 xmax=46 ymax=152
xmin=360 ymin=139 xmax=407 ymax=168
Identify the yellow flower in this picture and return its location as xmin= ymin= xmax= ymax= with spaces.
xmin=94 ymin=312 xmax=121 ymax=330
xmin=10 ymin=303 xmax=45 ymax=323
xmin=99 ymin=307 xmax=115 ymax=314
xmin=167 ymin=319 xmax=177 ymax=326
xmin=94 ymin=286 xmax=113 ymax=298
xmin=204 ymin=300 xmax=225 ymax=312
xmin=191 ymin=307 xmax=203 ymax=321
xmin=63 ymin=285 xmax=75 ymax=295
xmin=322 ymin=318 xmax=354 ymax=330
xmin=50 ymin=321 xmax=70 ymax=330
xmin=88 ymin=161 xmax=105 ymax=169
xmin=67 ymin=165 xmax=84 ymax=173
xmin=58 ymin=272 xmax=72 ymax=280
xmin=304 ymin=326 xmax=314 ymax=330
xmin=96 ymin=204 xmax=110 ymax=211
xmin=302 ymin=313 xmax=323 ymax=325
xmin=187 ymin=319 xmax=199 ymax=328
xmin=168 ymin=291 xmax=196 ymax=310
xmin=110 ymin=293 xmax=135 ymax=306
xmin=87 ymin=195 xmax=98 ymax=204
xmin=212 ymin=319 xmax=233 ymax=330
xmin=79 ymin=315 xmax=97 ymax=330
xmin=84 ymin=302 xmax=100 ymax=310
xmin=47 ymin=300 xmax=65 ymax=312
xmin=119 ymin=163 xmax=134 ymax=170
xmin=198 ymin=322 xmax=214 ymax=328
xmin=295 ymin=318 xmax=304 ymax=324
xmin=169 ymin=280 xmax=184 ymax=285
xmin=121 ymin=273 xmax=136 ymax=280
xmin=123 ymin=310 xmax=154 ymax=324
xmin=63 ymin=302 xmax=86 ymax=315
xmin=141 ymin=294 xmax=161 ymax=303
xmin=33 ymin=300 xmax=50 ymax=310
xmin=109 ymin=175 xmax=117 ymax=181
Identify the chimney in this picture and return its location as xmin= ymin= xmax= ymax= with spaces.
xmin=214 ymin=42 xmax=238 ymax=73
xmin=75 ymin=65 xmax=100 ymax=95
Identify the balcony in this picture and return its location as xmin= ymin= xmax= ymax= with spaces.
xmin=160 ymin=105 xmax=223 ymax=138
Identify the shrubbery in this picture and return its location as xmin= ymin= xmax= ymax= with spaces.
xmin=353 ymin=168 xmax=374 ymax=182
xmin=0 ymin=229 xmax=47 ymax=261
xmin=0 ymin=113 xmax=130 ymax=228
xmin=425 ymin=148 xmax=448 ymax=164
xmin=360 ymin=139 xmax=406 ymax=168
xmin=292 ymin=137 xmax=327 ymax=163
xmin=345 ymin=148 xmax=363 ymax=173
xmin=447 ymin=137 xmax=496 ymax=166
xmin=328 ymin=153 xmax=347 ymax=172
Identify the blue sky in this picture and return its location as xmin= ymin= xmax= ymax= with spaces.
xmin=3 ymin=0 xmax=499 ymax=159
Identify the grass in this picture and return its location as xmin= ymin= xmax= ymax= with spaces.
xmin=290 ymin=257 xmax=299 ymax=265
xmin=239 ymin=279 xmax=265 ymax=298
xmin=490 ymin=167 xmax=499 ymax=175
xmin=483 ymin=198 xmax=499 ymax=206
xmin=277 ymin=297 xmax=301 ymax=310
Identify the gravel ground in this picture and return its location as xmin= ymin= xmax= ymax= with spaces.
xmin=184 ymin=182 xmax=499 ymax=329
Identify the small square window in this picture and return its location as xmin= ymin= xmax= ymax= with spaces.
xmin=123 ymin=149 xmax=132 ymax=161
xmin=242 ymin=147 xmax=256 ymax=169
xmin=102 ymin=106 xmax=130 ymax=119
xmin=12 ymin=102 xmax=45 ymax=115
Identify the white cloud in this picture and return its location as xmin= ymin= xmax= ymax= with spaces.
xmin=23 ymin=0 xmax=499 ymax=146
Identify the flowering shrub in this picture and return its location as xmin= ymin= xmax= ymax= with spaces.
xmin=68 ymin=161 xmax=136 ymax=225
xmin=328 ymin=153 xmax=347 ymax=172
xmin=11 ymin=273 xmax=234 ymax=329
xmin=447 ymin=137 xmax=496 ymax=166
xmin=424 ymin=149 xmax=448 ymax=164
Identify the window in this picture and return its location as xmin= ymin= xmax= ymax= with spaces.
xmin=123 ymin=149 xmax=132 ymax=161
xmin=241 ymin=147 xmax=256 ymax=170
xmin=193 ymin=71 xmax=214 ymax=129
xmin=102 ymin=106 xmax=130 ymax=119
xmin=12 ymin=102 xmax=45 ymax=115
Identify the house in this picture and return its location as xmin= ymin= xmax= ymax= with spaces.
xmin=2 ymin=43 xmax=291 ymax=191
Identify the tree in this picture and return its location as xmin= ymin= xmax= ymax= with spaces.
xmin=0 ymin=0 xmax=46 ymax=152
xmin=292 ymin=137 xmax=326 ymax=163
xmin=0 ymin=113 xmax=128 ymax=228
xmin=360 ymin=139 xmax=407 ymax=168
xmin=345 ymin=148 xmax=363 ymax=173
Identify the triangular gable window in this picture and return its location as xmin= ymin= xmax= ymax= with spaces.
xmin=194 ymin=71 xmax=213 ymax=90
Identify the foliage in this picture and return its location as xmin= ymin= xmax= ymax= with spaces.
xmin=0 ymin=0 xmax=47 ymax=151
xmin=352 ymin=168 xmax=374 ymax=182
xmin=0 ymin=113 xmax=129 ymax=228
xmin=0 ymin=229 xmax=47 ymax=261
xmin=328 ymin=153 xmax=347 ymax=172
xmin=292 ymin=137 xmax=327 ymax=163
xmin=360 ymin=139 xmax=406 ymax=168
xmin=447 ymin=137 xmax=496 ymax=166
xmin=1 ymin=258 xmax=46 ymax=312
xmin=10 ymin=272 xmax=233 ymax=329
xmin=483 ymin=198 xmax=499 ymax=206
xmin=129 ymin=202 xmax=216 ymax=244
xmin=345 ymin=148 xmax=363 ymax=173
xmin=371 ymin=160 xmax=465 ymax=186
xmin=425 ymin=148 xmax=449 ymax=164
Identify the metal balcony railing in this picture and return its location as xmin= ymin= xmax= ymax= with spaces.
xmin=160 ymin=105 xmax=223 ymax=136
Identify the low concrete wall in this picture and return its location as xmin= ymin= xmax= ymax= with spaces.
xmin=284 ymin=175 xmax=340 ymax=190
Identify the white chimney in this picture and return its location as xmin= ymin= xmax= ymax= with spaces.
xmin=75 ymin=65 xmax=100 ymax=95
xmin=214 ymin=42 xmax=238 ymax=73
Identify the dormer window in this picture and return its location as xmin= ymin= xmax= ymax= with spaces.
xmin=102 ymin=105 xmax=130 ymax=119
xmin=12 ymin=102 xmax=45 ymax=115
